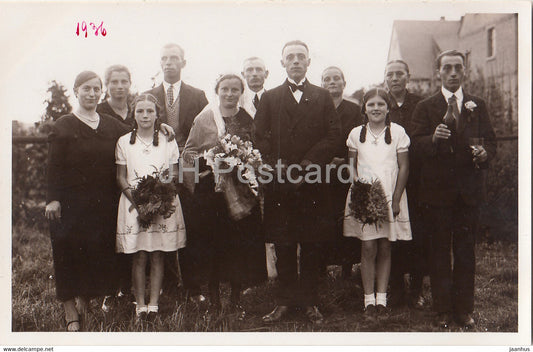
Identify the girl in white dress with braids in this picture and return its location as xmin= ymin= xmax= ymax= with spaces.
xmin=115 ymin=93 xmax=186 ymax=321
xmin=343 ymin=88 xmax=411 ymax=319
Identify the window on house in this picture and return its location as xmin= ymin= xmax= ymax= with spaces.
xmin=487 ymin=27 xmax=496 ymax=58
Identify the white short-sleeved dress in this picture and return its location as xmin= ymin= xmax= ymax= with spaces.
xmin=115 ymin=131 xmax=186 ymax=254
xmin=343 ymin=122 xmax=412 ymax=241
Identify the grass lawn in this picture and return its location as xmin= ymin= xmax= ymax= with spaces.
xmin=11 ymin=224 xmax=517 ymax=332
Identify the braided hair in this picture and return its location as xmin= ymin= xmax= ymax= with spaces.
xmin=130 ymin=93 xmax=163 ymax=146
xmin=359 ymin=87 xmax=392 ymax=145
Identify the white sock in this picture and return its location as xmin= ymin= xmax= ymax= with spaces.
xmin=376 ymin=292 xmax=387 ymax=307
xmin=364 ymin=293 xmax=376 ymax=307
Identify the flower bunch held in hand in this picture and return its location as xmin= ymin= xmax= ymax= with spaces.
xmin=131 ymin=165 xmax=178 ymax=228
xmin=349 ymin=178 xmax=389 ymax=230
xmin=204 ymin=133 xmax=264 ymax=196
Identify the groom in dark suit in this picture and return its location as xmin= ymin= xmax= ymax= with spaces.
xmin=255 ymin=40 xmax=340 ymax=324
xmin=144 ymin=43 xmax=208 ymax=301
xmin=411 ymin=50 xmax=496 ymax=329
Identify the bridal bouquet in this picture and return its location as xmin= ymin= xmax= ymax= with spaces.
xmin=131 ymin=165 xmax=177 ymax=228
xmin=204 ymin=134 xmax=264 ymax=220
xmin=348 ymin=178 xmax=389 ymax=229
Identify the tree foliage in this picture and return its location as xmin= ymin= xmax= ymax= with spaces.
xmin=43 ymin=80 xmax=72 ymax=122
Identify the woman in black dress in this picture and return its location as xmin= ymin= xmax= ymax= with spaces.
xmin=182 ymin=74 xmax=266 ymax=319
xmin=96 ymin=65 xmax=135 ymax=299
xmin=96 ymin=64 xmax=135 ymax=127
xmin=45 ymin=71 xmax=131 ymax=331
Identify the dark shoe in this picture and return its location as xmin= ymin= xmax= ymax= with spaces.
xmin=147 ymin=305 xmax=159 ymax=322
xmin=434 ymin=312 xmax=451 ymax=329
xmin=410 ymin=294 xmax=426 ymax=310
xmin=341 ymin=263 xmax=353 ymax=280
xmin=135 ymin=306 xmax=148 ymax=322
xmin=232 ymin=303 xmax=246 ymax=321
xmin=455 ymin=313 xmax=475 ymax=329
xmin=376 ymin=304 xmax=390 ymax=320
xmin=262 ymin=305 xmax=289 ymax=323
xmin=189 ymin=294 xmax=207 ymax=305
xmin=363 ymin=304 xmax=377 ymax=321
xmin=305 ymin=306 xmax=324 ymax=325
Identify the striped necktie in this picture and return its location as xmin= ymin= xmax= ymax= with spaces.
xmin=167 ymin=84 xmax=174 ymax=106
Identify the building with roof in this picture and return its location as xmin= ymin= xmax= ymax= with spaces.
xmin=387 ymin=14 xmax=518 ymax=97
xmin=387 ymin=14 xmax=518 ymax=132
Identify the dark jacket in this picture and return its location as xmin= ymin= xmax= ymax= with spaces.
xmin=411 ymin=91 xmax=496 ymax=207
xmin=254 ymin=79 xmax=341 ymax=243
xmin=144 ymin=82 xmax=208 ymax=150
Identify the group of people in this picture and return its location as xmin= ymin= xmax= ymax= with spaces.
xmin=44 ymin=40 xmax=496 ymax=332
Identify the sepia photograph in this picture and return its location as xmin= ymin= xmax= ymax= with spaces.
xmin=1 ymin=0 xmax=530 ymax=347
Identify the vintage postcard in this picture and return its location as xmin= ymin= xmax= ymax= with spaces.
xmin=0 ymin=0 xmax=530 ymax=349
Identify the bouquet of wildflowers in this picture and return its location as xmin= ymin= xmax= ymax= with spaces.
xmin=204 ymin=134 xmax=264 ymax=220
xmin=348 ymin=178 xmax=389 ymax=229
xmin=131 ymin=165 xmax=177 ymax=228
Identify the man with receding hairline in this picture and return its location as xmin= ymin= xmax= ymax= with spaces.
xmin=240 ymin=56 xmax=269 ymax=118
xmin=255 ymin=40 xmax=340 ymax=324
xmin=411 ymin=49 xmax=496 ymax=329
xmin=144 ymin=43 xmax=208 ymax=303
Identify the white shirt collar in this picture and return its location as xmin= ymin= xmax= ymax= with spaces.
xmin=441 ymin=86 xmax=464 ymax=102
xmin=163 ymin=80 xmax=182 ymax=94
xmin=287 ymin=77 xmax=306 ymax=86
xmin=441 ymin=86 xmax=463 ymax=112
xmin=245 ymin=87 xmax=265 ymax=99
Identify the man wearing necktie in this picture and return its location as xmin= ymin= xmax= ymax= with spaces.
xmin=255 ymin=40 xmax=340 ymax=324
xmin=411 ymin=50 xmax=496 ymax=329
xmin=240 ymin=57 xmax=269 ymax=118
xmin=144 ymin=43 xmax=208 ymax=303
xmin=239 ymin=56 xmax=280 ymax=284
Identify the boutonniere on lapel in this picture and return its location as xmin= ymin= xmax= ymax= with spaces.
xmin=464 ymin=100 xmax=477 ymax=112
xmin=464 ymin=100 xmax=477 ymax=122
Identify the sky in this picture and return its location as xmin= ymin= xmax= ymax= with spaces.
xmin=0 ymin=0 xmax=522 ymax=124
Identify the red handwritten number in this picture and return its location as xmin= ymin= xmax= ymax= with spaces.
xmin=76 ymin=21 xmax=106 ymax=37
xmin=81 ymin=21 xmax=87 ymax=38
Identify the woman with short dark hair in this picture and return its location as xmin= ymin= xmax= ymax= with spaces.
xmin=45 ymin=71 xmax=131 ymax=331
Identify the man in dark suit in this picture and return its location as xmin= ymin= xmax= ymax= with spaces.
xmin=144 ymin=43 xmax=208 ymax=302
xmin=238 ymin=56 xmax=279 ymax=283
xmin=383 ymin=60 xmax=425 ymax=308
xmin=411 ymin=50 xmax=496 ymax=329
xmin=145 ymin=43 xmax=208 ymax=152
xmin=255 ymin=40 xmax=340 ymax=324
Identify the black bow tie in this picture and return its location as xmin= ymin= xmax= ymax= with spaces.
xmin=288 ymin=82 xmax=305 ymax=92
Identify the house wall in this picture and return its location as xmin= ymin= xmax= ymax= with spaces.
xmin=458 ymin=14 xmax=518 ymax=129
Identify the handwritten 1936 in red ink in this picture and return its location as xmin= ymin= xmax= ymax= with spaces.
xmin=76 ymin=21 xmax=107 ymax=38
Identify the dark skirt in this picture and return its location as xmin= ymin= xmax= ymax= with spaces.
xmin=49 ymin=201 xmax=118 ymax=301
xmin=186 ymin=170 xmax=267 ymax=287
xmin=322 ymin=175 xmax=361 ymax=266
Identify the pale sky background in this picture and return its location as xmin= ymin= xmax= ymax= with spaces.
xmin=0 ymin=0 xmax=518 ymax=125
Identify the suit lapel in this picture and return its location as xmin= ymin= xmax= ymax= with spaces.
xmin=432 ymin=93 xmax=448 ymax=126
xmin=457 ymin=92 xmax=471 ymax=135
xmin=178 ymin=83 xmax=191 ymax=126
xmin=279 ymin=82 xmax=299 ymax=128
xmin=153 ymin=84 xmax=167 ymax=123
xmin=288 ymin=81 xmax=314 ymax=130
